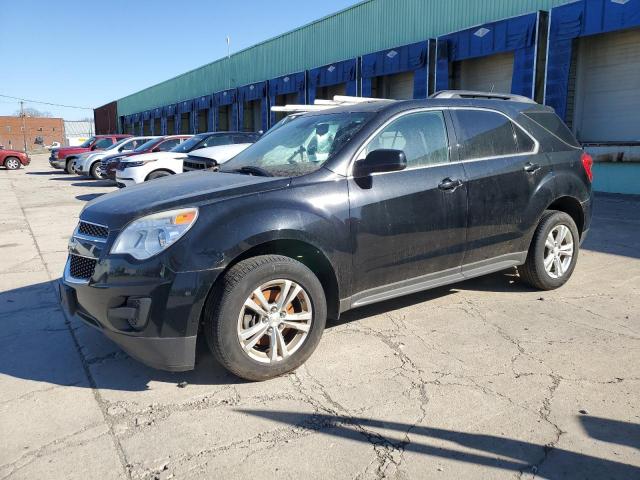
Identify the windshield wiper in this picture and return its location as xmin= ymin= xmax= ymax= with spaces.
xmin=229 ymin=166 xmax=272 ymax=177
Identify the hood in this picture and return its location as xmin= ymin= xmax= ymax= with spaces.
xmin=2 ymin=149 xmax=26 ymax=156
xmin=123 ymin=151 xmax=187 ymax=163
xmin=58 ymin=146 xmax=90 ymax=155
xmin=80 ymin=171 xmax=290 ymax=229
xmin=191 ymin=144 xmax=251 ymax=163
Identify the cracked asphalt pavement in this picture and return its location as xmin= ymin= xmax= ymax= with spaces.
xmin=1 ymin=155 xmax=639 ymax=479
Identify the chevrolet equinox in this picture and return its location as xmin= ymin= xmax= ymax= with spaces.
xmin=60 ymin=94 xmax=593 ymax=381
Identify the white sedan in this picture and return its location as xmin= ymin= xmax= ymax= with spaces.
xmin=116 ymin=132 xmax=259 ymax=187
xmin=73 ymin=136 xmax=156 ymax=179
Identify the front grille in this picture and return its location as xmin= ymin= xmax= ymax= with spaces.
xmin=78 ymin=221 xmax=109 ymax=239
xmin=69 ymin=254 xmax=97 ymax=280
xmin=183 ymin=160 xmax=207 ymax=171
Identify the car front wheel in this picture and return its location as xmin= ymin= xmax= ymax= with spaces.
xmin=519 ymin=210 xmax=580 ymax=290
xmin=90 ymin=162 xmax=102 ymax=180
xmin=4 ymin=157 xmax=21 ymax=170
xmin=65 ymin=159 xmax=75 ymax=174
xmin=204 ymin=255 xmax=327 ymax=381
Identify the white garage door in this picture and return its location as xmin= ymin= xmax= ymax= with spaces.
xmin=573 ymin=28 xmax=640 ymax=143
xmin=454 ymin=51 xmax=514 ymax=94
xmin=372 ymin=71 xmax=415 ymax=99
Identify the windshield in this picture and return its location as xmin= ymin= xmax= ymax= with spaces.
xmin=109 ymin=138 xmax=130 ymax=150
xmin=221 ymin=112 xmax=372 ymax=177
xmin=79 ymin=137 xmax=96 ymax=148
xmin=170 ymin=134 xmax=207 ymax=153
xmin=134 ymin=138 xmax=161 ymax=152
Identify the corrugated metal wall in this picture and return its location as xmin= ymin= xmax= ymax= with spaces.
xmin=117 ymin=0 xmax=570 ymax=116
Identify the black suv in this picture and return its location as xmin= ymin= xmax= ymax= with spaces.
xmin=60 ymin=93 xmax=593 ymax=381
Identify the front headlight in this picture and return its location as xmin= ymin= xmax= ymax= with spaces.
xmin=123 ymin=159 xmax=155 ymax=168
xmin=110 ymin=208 xmax=198 ymax=260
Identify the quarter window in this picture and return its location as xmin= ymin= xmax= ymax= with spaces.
xmin=452 ymin=110 xmax=522 ymax=160
xmin=365 ymin=111 xmax=449 ymax=168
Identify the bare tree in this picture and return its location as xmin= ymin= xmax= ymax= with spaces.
xmin=14 ymin=107 xmax=53 ymax=118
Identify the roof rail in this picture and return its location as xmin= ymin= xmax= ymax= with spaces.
xmin=430 ymin=90 xmax=537 ymax=104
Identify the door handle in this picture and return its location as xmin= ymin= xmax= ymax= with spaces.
xmin=438 ymin=178 xmax=463 ymax=191
xmin=523 ymin=162 xmax=541 ymax=173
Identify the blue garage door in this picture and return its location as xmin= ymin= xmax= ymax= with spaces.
xmin=308 ymin=58 xmax=358 ymax=104
xmin=214 ymin=89 xmax=239 ymax=131
xmin=269 ymin=72 xmax=306 ymax=126
xmin=437 ymin=12 xmax=542 ymax=99
xmin=361 ymin=41 xmax=431 ymax=99
xmin=545 ymin=0 xmax=640 ymax=137
xmin=238 ymin=82 xmax=268 ymax=132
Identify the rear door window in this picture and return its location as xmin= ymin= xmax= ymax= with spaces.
xmin=365 ymin=111 xmax=449 ymax=169
xmin=452 ymin=110 xmax=520 ymax=160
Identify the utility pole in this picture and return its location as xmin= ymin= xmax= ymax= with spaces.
xmin=20 ymin=101 xmax=27 ymax=154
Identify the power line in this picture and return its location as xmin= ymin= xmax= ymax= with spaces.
xmin=0 ymin=94 xmax=93 ymax=110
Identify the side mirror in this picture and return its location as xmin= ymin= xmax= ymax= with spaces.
xmin=353 ymin=149 xmax=407 ymax=178
xmin=90 ymin=145 xmax=97 ymax=151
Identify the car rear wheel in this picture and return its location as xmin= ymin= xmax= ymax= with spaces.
xmin=146 ymin=170 xmax=171 ymax=181
xmin=90 ymin=162 xmax=102 ymax=180
xmin=204 ymin=255 xmax=327 ymax=381
xmin=519 ymin=210 xmax=580 ymax=290
xmin=4 ymin=157 xmax=21 ymax=170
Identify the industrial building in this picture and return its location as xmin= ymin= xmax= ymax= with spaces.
xmin=94 ymin=0 xmax=640 ymax=194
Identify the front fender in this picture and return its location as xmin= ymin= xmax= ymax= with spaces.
xmin=164 ymin=172 xmax=353 ymax=295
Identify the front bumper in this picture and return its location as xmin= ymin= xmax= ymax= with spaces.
xmin=60 ymin=255 xmax=219 ymax=372
xmin=49 ymin=158 xmax=66 ymax=169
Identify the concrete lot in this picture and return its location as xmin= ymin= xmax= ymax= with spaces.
xmin=1 ymin=154 xmax=638 ymax=480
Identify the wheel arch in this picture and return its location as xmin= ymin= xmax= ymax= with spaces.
xmin=545 ymin=196 xmax=585 ymax=238
xmin=205 ymin=238 xmax=341 ymax=324
xmin=145 ymin=168 xmax=175 ymax=181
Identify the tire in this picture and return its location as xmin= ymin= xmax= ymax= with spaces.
xmin=4 ymin=157 xmax=21 ymax=170
xmin=519 ymin=210 xmax=580 ymax=290
xmin=65 ymin=158 xmax=75 ymax=174
xmin=90 ymin=161 xmax=102 ymax=180
xmin=146 ymin=170 xmax=171 ymax=181
xmin=204 ymin=255 xmax=327 ymax=381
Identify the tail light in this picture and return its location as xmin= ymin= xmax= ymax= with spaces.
xmin=581 ymin=152 xmax=594 ymax=183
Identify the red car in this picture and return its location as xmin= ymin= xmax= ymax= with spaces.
xmin=49 ymin=134 xmax=131 ymax=173
xmin=100 ymin=135 xmax=192 ymax=181
xmin=1 ymin=148 xmax=30 ymax=170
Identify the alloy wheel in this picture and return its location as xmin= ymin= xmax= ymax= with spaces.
xmin=544 ymin=224 xmax=574 ymax=279
xmin=6 ymin=158 xmax=20 ymax=169
xmin=237 ymin=279 xmax=313 ymax=364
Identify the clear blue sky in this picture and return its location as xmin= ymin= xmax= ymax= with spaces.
xmin=0 ymin=0 xmax=359 ymax=120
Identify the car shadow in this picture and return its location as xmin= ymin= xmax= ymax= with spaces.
xmin=1 ymin=270 xmax=535 ymax=393
xmin=26 ymin=171 xmax=64 ymax=176
xmin=0 ymin=280 xmax=245 ymax=392
xmin=239 ymin=410 xmax=640 ymax=479
xmin=76 ymin=193 xmax=106 ymax=202
xmin=329 ymin=270 xmax=529 ymax=329
xmin=72 ymin=180 xmax=115 ymax=188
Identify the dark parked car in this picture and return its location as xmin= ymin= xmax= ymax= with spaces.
xmin=60 ymin=93 xmax=593 ymax=381
xmin=100 ymin=135 xmax=192 ymax=181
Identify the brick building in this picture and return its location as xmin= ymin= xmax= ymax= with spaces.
xmin=0 ymin=116 xmax=65 ymax=152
